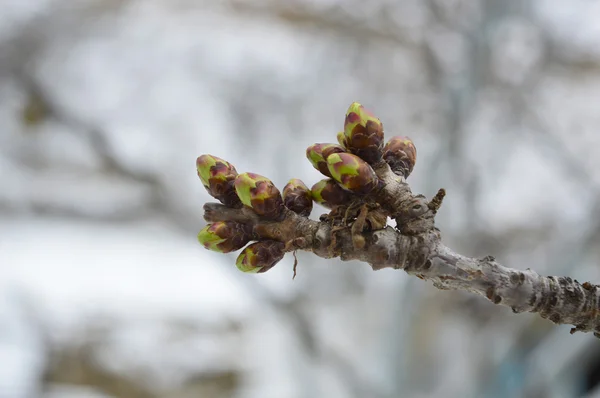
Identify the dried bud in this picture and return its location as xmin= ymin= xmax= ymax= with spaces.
xmin=343 ymin=102 xmax=384 ymax=164
xmin=336 ymin=131 xmax=347 ymax=148
xmin=311 ymin=178 xmax=353 ymax=209
xmin=383 ymin=136 xmax=417 ymax=178
xmin=283 ymin=178 xmax=313 ymax=216
xmin=306 ymin=143 xmax=347 ymax=178
xmin=234 ymin=172 xmax=284 ymax=220
xmin=197 ymin=221 xmax=252 ymax=253
xmin=327 ymin=153 xmax=380 ymax=194
xmin=235 ymin=240 xmax=285 ymax=273
xmin=196 ymin=154 xmax=242 ymax=208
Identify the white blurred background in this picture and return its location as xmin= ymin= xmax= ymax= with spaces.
xmin=2 ymin=1 xmax=600 ymax=397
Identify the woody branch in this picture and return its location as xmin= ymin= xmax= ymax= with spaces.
xmin=196 ymin=102 xmax=600 ymax=338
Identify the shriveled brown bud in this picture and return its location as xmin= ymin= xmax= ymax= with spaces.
xmin=343 ymin=102 xmax=384 ymax=164
xmin=383 ymin=136 xmax=417 ymax=178
xmin=283 ymin=178 xmax=313 ymax=216
xmin=236 ymin=240 xmax=286 ymax=273
xmin=327 ymin=153 xmax=380 ymax=194
xmin=234 ymin=172 xmax=284 ymax=220
xmin=196 ymin=154 xmax=242 ymax=208
xmin=306 ymin=143 xmax=346 ymax=178
xmin=311 ymin=178 xmax=353 ymax=209
xmin=197 ymin=221 xmax=252 ymax=253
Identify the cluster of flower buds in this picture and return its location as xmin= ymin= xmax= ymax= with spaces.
xmin=196 ymin=155 xmax=242 ymax=208
xmin=343 ymin=102 xmax=384 ymax=165
xmin=234 ymin=172 xmax=285 ymax=221
xmin=383 ymin=136 xmax=417 ymax=178
xmin=197 ymin=154 xmax=290 ymax=274
xmin=311 ymin=178 xmax=353 ymax=209
xmin=283 ymin=179 xmax=313 ymax=216
xmin=195 ymin=102 xmax=419 ymax=276
xmin=197 ymin=221 xmax=252 ymax=253
xmin=236 ymin=240 xmax=286 ymax=273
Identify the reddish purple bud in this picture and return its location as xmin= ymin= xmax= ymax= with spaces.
xmin=343 ymin=102 xmax=384 ymax=164
xmin=234 ymin=172 xmax=285 ymax=220
xmin=197 ymin=221 xmax=252 ymax=253
xmin=283 ymin=178 xmax=313 ymax=217
xmin=383 ymin=136 xmax=417 ymax=178
xmin=327 ymin=153 xmax=380 ymax=194
xmin=311 ymin=178 xmax=353 ymax=209
xmin=236 ymin=240 xmax=286 ymax=273
xmin=306 ymin=143 xmax=346 ymax=178
xmin=196 ymin=155 xmax=242 ymax=208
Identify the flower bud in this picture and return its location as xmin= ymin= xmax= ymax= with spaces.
xmin=283 ymin=178 xmax=313 ymax=216
xmin=343 ymin=102 xmax=384 ymax=164
xmin=306 ymin=143 xmax=346 ymax=178
xmin=197 ymin=221 xmax=252 ymax=253
xmin=196 ymin=155 xmax=242 ymax=208
xmin=234 ymin=172 xmax=284 ymax=220
xmin=311 ymin=178 xmax=353 ymax=209
xmin=336 ymin=131 xmax=347 ymax=148
xmin=327 ymin=153 xmax=380 ymax=194
xmin=383 ymin=136 xmax=417 ymax=178
xmin=235 ymin=240 xmax=285 ymax=273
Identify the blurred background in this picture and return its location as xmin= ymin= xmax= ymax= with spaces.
xmin=2 ymin=0 xmax=600 ymax=397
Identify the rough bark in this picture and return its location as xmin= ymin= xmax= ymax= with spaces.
xmin=203 ymin=161 xmax=600 ymax=338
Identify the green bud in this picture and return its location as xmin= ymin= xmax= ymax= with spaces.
xmin=310 ymin=178 xmax=353 ymax=209
xmin=283 ymin=178 xmax=313 ymax=217
xmin=383 ymin=136 xmax=417 ymax=178
xmin=197 ymin=221 xmax=252 ymax=253
xmin=306 ymin=143 xmax=346 ymax=178
xmin=327 ymin=153 xmax=380 ymax=194
xmin=234 ymin=172 xmax=284 ymax=220
xmin=336 ymin=131 xmax=347 ymax=148
xmin=343 ymin=102 xmax=384 ymax=164
xmin=235 ymin=240 xmax=285 ymax=273
xmin=196 ymin=154 xmax=242 ymax=208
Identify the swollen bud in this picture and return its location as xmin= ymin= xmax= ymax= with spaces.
xmin=235 ymin=240 xmax=285 ymax=273
xmin=234 ymin=172 xmax=284 ymax=220
xmin=311 ymin=178 xmax=353 ymax=209
xmin=383 ymin=136 xmax=417 ymax=178
xmin=336 ymin=131 xmax=347 ymax=148
xmin=306 ymin=143 xmax=346 ymax=178
xmin=283 ymin=179 xmax=313 ymax=216
xmin=196 ymin=155 xmax=242 ymax=208
xmin=343 ymin=102 xmax=384 ymax=164
xmin=197 ymin=221 xmax=252 ymax=253
xmin=327 ymin=153 xmax=380 ymax=194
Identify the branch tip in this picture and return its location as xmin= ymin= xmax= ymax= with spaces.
xmin=428 ymin=188 xmax=446 ymax=213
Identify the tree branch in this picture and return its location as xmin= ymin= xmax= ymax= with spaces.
xmin=202 ymin=159 xmax=600 ymax=338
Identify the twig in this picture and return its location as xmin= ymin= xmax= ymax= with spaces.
xmin=203 ymin=161 xmax=600 ymax=338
